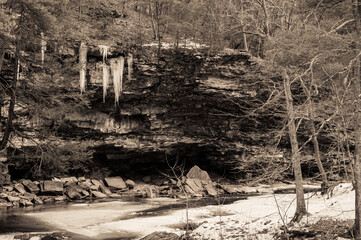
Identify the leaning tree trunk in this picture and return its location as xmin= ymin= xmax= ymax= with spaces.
xmin=284 ymin=70 xmax=307 ymax=222
xmin=299 ymin=78 xmax=328 ymax=194
xmin=354 ymin=54 xmax=361 ymax=239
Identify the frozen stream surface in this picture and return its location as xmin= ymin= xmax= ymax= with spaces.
xmin=0 ymin=195 xmax=248 ymax=240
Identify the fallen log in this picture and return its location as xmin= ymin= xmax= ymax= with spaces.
xmin=273 ymin=185 xmax=321 ymax=194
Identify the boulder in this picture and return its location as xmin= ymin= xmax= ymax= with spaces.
xmin=145 ymin=186 xmax=155 ymax=198
xmin=41 ymin=181 xmax=63 ymax=195
xmin=99 ymin=185 xmax=112 ymax=195
xmin=3 ymin=185 xmax=14 ymax=192
xmin=7 ymin=195 xmax=20 ymax=202
xmin=20 ymin=193 xmax=36 ymax=200
xmin=19 ymin=199 xmax=33 ymax=207
xmin=91 ymin=179 xmax=103 ymax=188
xmin=205 ymin=184 xmax=218 ymax=197
xmin=125 ymin=179 xmax=136 ymax=189
xmin=78 ymin=181 xmax=92 ymax=189
xmin=184 ymin=185 xmax=195 ymax=195
xmin=33 ymin=196 xmax=44 ymax=205
xmin=22 ymin=180 xmax=40 ymax=194
xmin=65 ymin=186 xmax=82 ymax=200
xmin=140 ymin=232 xmax=179 ymax=240
xmin=109 ymin=193 xmax=121 ymax=198
xmin=60 ymin=177 xmax=78 ymax=187
xmin=41 ymin=197 xmax=55 ymax=204
xmin=186 ymin=165 xmax=211 ymax=182
xmin=104 ymin=177 xmax=127 ymax=190
xmin=221 ymin=185 xmax=237 ymax=194
xmin=54 ymin=196 xmax=67 ymax=201
xmin=60 ymin=177 xmax=78 ymax=183
xmin=14 ymin=183 xmax=27 ymax=194
xmin=78 ymin=176 xmax=86 ymax=182
xmin=185 ymin=178 xmax=204 ymax=193
xmin=80 ymin=189 xmax=90 ymax=197
xmin=90 ymin=185 xmax=99 ymax=191
xmin=92 ymin=191 xmax=107 ymax=198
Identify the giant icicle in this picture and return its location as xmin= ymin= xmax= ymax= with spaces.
xmin=102 ymin=65 xmax=109 ymax=103
xmin=79 ymin=41 xmax=88 ymax=94
xmin=110 ymin=57 xmax=124 ymax=105
xmin=99 ymin=45 xmax=110 ymax=102
xmin=40 ymin=32 xmax=47 ymax=64
xmin=127 ymin=53 xmax=133 ymax=80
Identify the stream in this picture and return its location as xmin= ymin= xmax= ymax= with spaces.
xmin=0 ymin=195 xmax=249 ymax=240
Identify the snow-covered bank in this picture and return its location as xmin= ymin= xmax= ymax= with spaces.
xmin=191 ymin=183 xmax=354 ymax=239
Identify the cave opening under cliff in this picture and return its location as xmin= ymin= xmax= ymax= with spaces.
xmin=92 ymin=143 xmax=229 ymax=180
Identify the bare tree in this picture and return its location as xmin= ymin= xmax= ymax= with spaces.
xmin=283 ymin=69 xmax=307 ymax=222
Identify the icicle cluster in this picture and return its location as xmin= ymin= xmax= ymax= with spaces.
xmin=99 ymin=45 xmax=109 ymax=62
xmin=127 ymin=53 xmax=133 ymax=80
xmin=40 ymin=32 xmax=47 ymax=64
xmin=79 ymin=41 xmax=88 ymax=94
xmin=110 ymin=57 xmax=124 ymax=106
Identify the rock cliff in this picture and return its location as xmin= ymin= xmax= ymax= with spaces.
xmin=55 ymin=47 xmax=286 ymax=179
xmin=5 ymin=45 xmax=289 ymax=181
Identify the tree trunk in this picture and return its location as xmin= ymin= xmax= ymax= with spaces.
xmin=155 ymin=0 xmax=161 ymax=59
xmin=40 ymin=32 xmax=46 ymax=65
xmin=0 ymin=45 xmax=5 ymax=73
xmin=299 ymin=78 xmax=328 ymax=194
xmin=240 ymin=0 xmax=248 ymax=51
xmin=353 ymin=0 xmax=361 ymax=237
xmin=0 ymin=56 xmax=19 ymax=150
xmin=148 ymin=0 xmax=158 ymax=40
xmin=79 ymin=41 xmax=88 ymax=94
xmin=261 ymin=0 xmax=270 ymax=36
xmin=310 ymin=115 xmax=328 ymax=193
xmin=283 ymin=70 xmax=307 ymax=222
